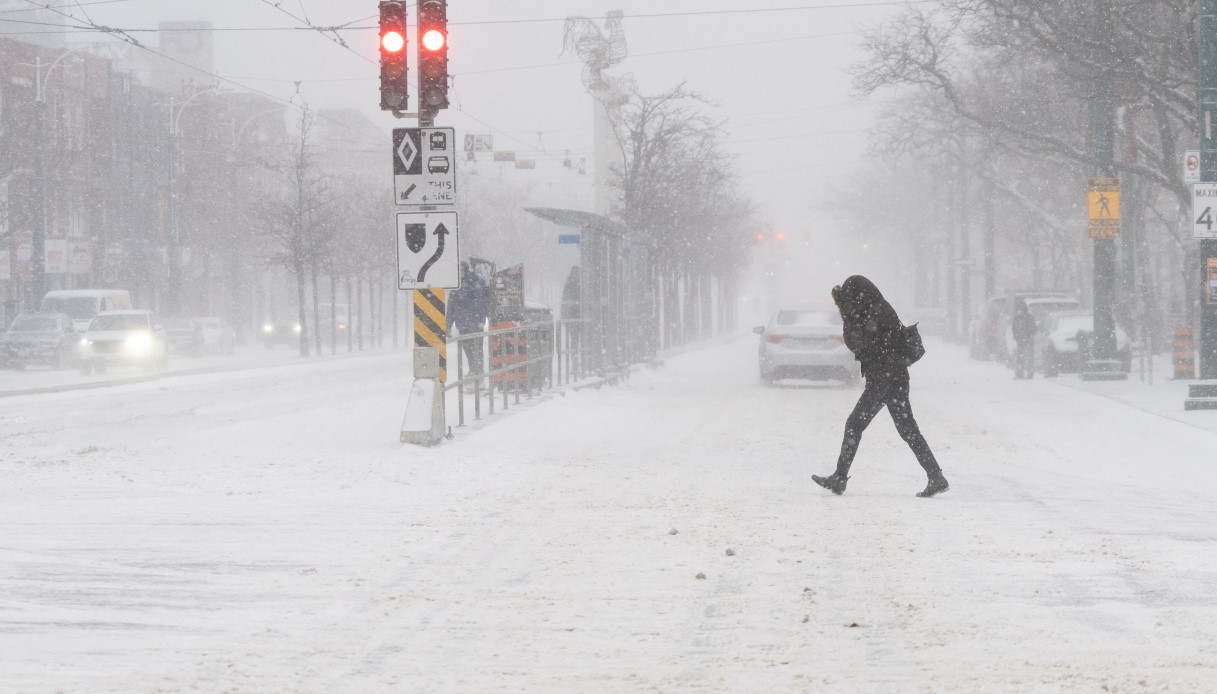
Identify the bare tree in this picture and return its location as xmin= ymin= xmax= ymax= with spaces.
xmin=248 ymin=109 xmax=334 ymax=357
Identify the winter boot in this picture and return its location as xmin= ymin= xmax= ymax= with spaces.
xmin=812 ymin=473 xmax=849 ymax=495
xmin=916 ymin=470 xmax=950 ymax=498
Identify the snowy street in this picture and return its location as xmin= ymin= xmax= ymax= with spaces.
xmin=3 ymin=336 xmax=1217 ymax=692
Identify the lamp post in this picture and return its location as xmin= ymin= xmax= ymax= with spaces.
xmin=225 ymin=105 xmax=284 ymax=343
xmin=21 ymin=48 xmax=85 ymax=306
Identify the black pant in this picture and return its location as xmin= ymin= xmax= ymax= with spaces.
xmin=1014 ymin=340 xmax=1034 ymax=379
xmin=835 ymin=368 xmax=941 ymax=478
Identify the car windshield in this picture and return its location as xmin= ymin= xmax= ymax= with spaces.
xmin=1052 ymin=315 xmax=1093 ymax=334
xmin=774 ymin=310 xmax=841 ymax=327
xmin=195 ymin=318 xmax=221 ymax=328
xmin=10 ymin=315 xmax=58 ymax=332
xmin=1028 ymin=301 xmax=1079 ymax=320
xmin=41 ymin=296 xmax=98 ymax=320
xmin=90 ymin=314 xmax=148 ymax=331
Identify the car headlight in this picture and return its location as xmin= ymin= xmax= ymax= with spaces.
xmin=79 ymin=338 xmax=92 ymax=347
xmin=124 ymin=331 xmax=153 ymax=355
xmin=263 ymin=324 xmax=274 ymax=333
xmin=293 ymin=324 xmax=302 ymax=334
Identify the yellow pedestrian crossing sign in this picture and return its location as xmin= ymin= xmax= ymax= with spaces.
xmin=1087 ymin=178 xmax=1120 ymax=239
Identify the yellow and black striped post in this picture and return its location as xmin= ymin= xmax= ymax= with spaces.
xmin=414 ymin=288 xmax=447 ymax=383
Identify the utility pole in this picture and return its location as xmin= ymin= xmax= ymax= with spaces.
xmin=1083 ymin=0 xmax=1126 ymax=381
xmin=1187 ymin=0 xmax=1217 ymax=408
xmin=1199 ymin=0 xmax=1217 ymax=380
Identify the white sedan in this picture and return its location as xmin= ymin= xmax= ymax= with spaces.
xmin=77 ymin=310 xmax=169 ymax=375
xmin=755 ymin=308 xmax=860 ymax=385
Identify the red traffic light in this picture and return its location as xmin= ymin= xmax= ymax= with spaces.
xmin=421 ymin=28 xmax=446 ymax=52
xmin=775 ymin=231 xmax=786 ymax=241
xmin=381 ymin=30 xmax=406 ymax=53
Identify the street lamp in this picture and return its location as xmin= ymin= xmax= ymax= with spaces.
xmin=225 ymin=105 xmax=285 ymax=344
xmin=18 ymin=48 xmax=87 ymax=306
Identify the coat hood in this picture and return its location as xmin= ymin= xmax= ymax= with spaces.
xmin=838 ymin=275 xmax=885 ymax=314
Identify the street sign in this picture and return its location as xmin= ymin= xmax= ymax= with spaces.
xmin=1087 ymin=178 xmax=1120 ymax=239
xmin=1185 ymin=149 xmax=1202 ymax=184
xmin=558 ymin=234 xmax=581 ymax=245
xmin=396 ymin=210 xmax=460 ymax=289
xmin=1193 ymin=182 xmax=1217 ymax=239
xmin=463 ymin=133 xmax=493 ymax=152
xmin=393 ymin=127 xmax=456 ymax=206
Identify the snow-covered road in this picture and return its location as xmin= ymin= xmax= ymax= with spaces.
xmin=2 ymin=335 xmax=1216 ymax=692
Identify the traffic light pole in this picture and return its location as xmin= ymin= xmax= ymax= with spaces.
xmin=1083 ymin=0 xmax=1125 ymax=381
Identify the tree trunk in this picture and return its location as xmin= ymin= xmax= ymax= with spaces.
xmin=329 ymin=272 xmax=338 ymax=356
xmin=346 ymin=275 xmax=354 ymax=353
xmin=356 ymin=273 xmax=365 ymax=351
xmin=295 ymin=262 xmax=309 ymax=357
xmin=311 ymin=263 xmax=321 ymax=357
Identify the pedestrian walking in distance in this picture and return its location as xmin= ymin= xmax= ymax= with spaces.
xmin=447 ymin=262 xmax=490 ymax=391
xmin=812 ymin=275 xmax=950 ymax=498
xmin=1011 ymin=301 xmax=1037 ymax=380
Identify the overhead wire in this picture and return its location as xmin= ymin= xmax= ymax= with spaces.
xmin=20 ymin=0 xmax=385 ymax=148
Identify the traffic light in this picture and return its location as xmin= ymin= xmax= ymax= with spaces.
xmin=754 ymin=231 xmax=766 ymax=244
xmin=379 ymin=1 xmax=409 ymax=111
xmin=417 ymin=0 xmax=449 ymax=111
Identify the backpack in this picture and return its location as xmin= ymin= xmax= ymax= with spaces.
xmin=900 ymin=323 xmax=926 ymax=366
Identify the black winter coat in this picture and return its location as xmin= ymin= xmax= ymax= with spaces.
xmin=1012 ymin=310 xmax=1036 ymax=344
xmin=832 ymin=275 xmax=906 ymax=377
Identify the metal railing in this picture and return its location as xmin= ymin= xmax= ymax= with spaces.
xmin=445 ymin=316 xmax=653 ymax=428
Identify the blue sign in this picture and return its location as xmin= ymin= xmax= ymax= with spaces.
xmin=558 ymin=234 xmax=581 ymax=245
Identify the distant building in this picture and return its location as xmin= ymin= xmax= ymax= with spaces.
xmin=316 ymin=108 xmax=387 ymax=183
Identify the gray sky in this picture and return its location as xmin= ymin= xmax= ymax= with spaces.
xmin=46 ymin=0 xmax=907 ymax=228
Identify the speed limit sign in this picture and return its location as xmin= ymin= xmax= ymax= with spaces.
xmin=1194 ymin=183 xmax=1217 ymax=239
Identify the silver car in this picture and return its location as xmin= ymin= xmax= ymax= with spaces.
xmin=77 ymin=310 xmax=169 ymax=375
xmin=754 ymin=308 xmax=860 ymax=385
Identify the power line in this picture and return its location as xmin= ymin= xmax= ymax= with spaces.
xmin=21 ymin=0 xmax=385 ymax=148
xmin=445 ymin=1 xmax=936 ymax=26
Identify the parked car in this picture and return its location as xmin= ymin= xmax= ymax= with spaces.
xmin=261 ymin=319 xmax=302 ymax=348
xmin=77 ymin=310 xmax=168 ymax=375
xmin=1039 ymin=311 xmax=1132 ymax=376
xmin=970 ymin=290 xmax=1073 ymax=360
xmin=164 ymin=318 xmax=205 ymax=356
xmin=194 ymin=317 xmax=236 ymax=355
xmin=0 ymin=312 xmax=76 ymax=369
xmin=40 ymin=289 xmax=132 ymax=333
xmin=755 ymin=308 xmax=860 ymax=385
xmin=1002 ymin=296 xmax=1083 ymax=364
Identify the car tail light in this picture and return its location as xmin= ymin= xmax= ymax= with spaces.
xmin=833 ymin=334 xmax=845 ymax=344
xmin=765 ymin=334 xmax=785 ymax=344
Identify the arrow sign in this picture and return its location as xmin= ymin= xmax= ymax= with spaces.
xmin=393 ymin=127 xmax=456 ymax=208
xmin=396 ymin=211 xmax=460 ymax=289
xmin=417 ymin=223 xmax=450 ymax=282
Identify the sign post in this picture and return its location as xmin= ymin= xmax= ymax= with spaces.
xmin=1187 ymin=0 xmax=1217 ymax=408
xmin=394 ymin=128 xmax=460 ymax=443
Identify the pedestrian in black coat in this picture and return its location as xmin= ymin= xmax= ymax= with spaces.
xmin=1011 ymin=301 xmax=1037 ymax=380
xmin=812 ymin=275 xmax=950 ymax=498
xmin=447 ymin=262 xmax=489 ymax=379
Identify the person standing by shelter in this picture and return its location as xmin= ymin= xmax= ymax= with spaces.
xmin=447 ymin=262 xmax=489 ymax=387
xmin=811 ymin=275 xmax=949 ymax=498
xmin=1011 ymin=301 xmax=1037 ymax=380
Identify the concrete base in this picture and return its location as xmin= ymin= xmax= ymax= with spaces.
xmin=1184 ymin=381 xmax=1217 ymax=411
xmin=400 ymin=378 xmax=447 ymax=446
xmin=1080 ymin=359 xmax=1128 ymax=382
